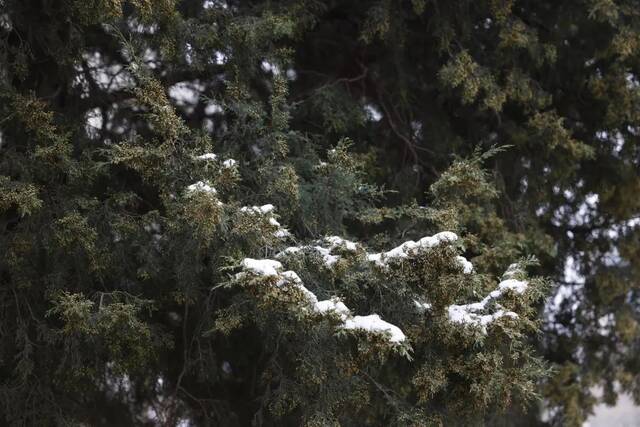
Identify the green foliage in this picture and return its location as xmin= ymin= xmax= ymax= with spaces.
xmin=2 ymin=0 xmax=638 ymax=426
xmin=0 ymin=176 xmax=42 ymax=217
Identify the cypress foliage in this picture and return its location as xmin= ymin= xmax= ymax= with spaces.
xmin=0 ymin=0 xmax=638 ymax=426
xmin=0 ymin=1 xmax=546 ymax=425
xmin=280 ymin=2 xmax=640 ymax=426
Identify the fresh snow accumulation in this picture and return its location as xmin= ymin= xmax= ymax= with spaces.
xmin=268 ymin=218 xmax=281 ymax=227
xmin=414 ymin=299 xmax=432 ymax=312
xmin=311 ymin=246 xmax=340 ymax=266
xmin=240 ymin=204 xmax=275 ymax=214
xmin=240 ymin=204 xmax=290 ymax=238
xmin=456 ymin=255 xmax=474 ymax=274
xmin=324 ymin=236 xmax=358 ymax=251
xmin=502 ymin=263 xmax=521 ymax=278
xmin=194 ymin=152 xmax=237 ymax=168
xmin=238 ymin=225 xmax=527 ymax=341
xmin=314 ymin=298 xmax=351 ymax=320
xmin=343 ymin=315 xmax=407 ymax=344
xmin=277 ymin=244 xmax=339 ymax=266
xmin=186 ymin=181 xmax=217 ymax=195
xmin=241 ymin=258 xmax=282 ymax=276
xmin=367 ymin=231 xmax=459 ymax=267
xmin=238 ymin=256 xmax=407 ymax=345
xmin=279 ymin=231 xmax=469 ymax=271
xmin=277 ymin=269 xmax=302 ymax=284
xmin=274 ymin=228 xmax=290 ymax=238
xmin=278 ymin=246 xmax=301 ymax=256
xmin=498 ymin=279 xmax=528 ymax=294
xmin=195 ymin=153 xmax=217 ymax=161
xmin=447 ymin=268 xmax=528 ymax=333
xmin=447 ymin=306 xmax=518 ymax=331
xmin=277 ymin=271 xmax=319 ymax=303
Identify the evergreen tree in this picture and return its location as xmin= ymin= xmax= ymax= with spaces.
xmin=277 ymin=1 xmax=640 ymax=426
xmin=0 ymin=0 xmax=548 ymax=425
xmin=1 ymin=0 xmax=638 ymax=426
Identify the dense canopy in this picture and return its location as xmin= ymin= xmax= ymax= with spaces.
xmin=1 ymin=0 xmax=639 ymax=426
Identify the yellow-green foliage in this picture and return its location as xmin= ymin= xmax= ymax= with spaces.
xmin=0 ymin=176 xmax=42 ymax=216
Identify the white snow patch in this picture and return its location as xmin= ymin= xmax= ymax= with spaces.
xmin=241 ymin=258 xmax=282 ymax=276
xmin=238 ymin=258 xmax=407 ymax=345
xmin=240 ymin=204 xmax=289 ymax=238
xmin=448 ymin=305 xmax=518 ymax=331
xmin=367 ymin=231 xmax=459 ymax=267
xmin=502 ymin=263 xmax=521 ymax=278
xmin=240 ymin=234 xmax=525 ymax=341
xmin=312 ymin=246 xmax=340 ymax=266
xmin=314 ymin=298 xmax=351 ymax=320
xmin=447 ymin=268 xmax=528 ymax=333
xmin=343 ymin=314 xmax=406 ymax=344
xmin=498 ymin=279 xmax=528 ymax=294
xmin=196 ymin=153 xmax=218 ymax=161
xmin=204 ymin=0 xmax=228 ymax=9
xmin=268 ymin=217 xmax=281 ymax=227
xmin=241 ymin=204 xmax=275 ymax=214
xmin=414 ymin=299 xmax=432 ymax=312
xmin=278 ymin=231 xmax=463 ymax=270
xmin=276 ymin=271 xmax=318 ymax=303
xmin=186 ymin=181 xmax=217 ymax=195
xmin=456 ymin=255 xmax=474 ymax=274
xmin=324 ymin=236 xmax=358 ymax=252
xmin=213 ymin=51 xmax=228 ymax=65
xmin=274 ymin=229 xmax=290 ymax=239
